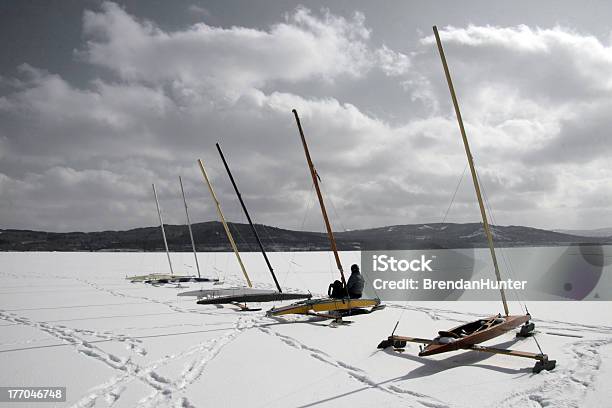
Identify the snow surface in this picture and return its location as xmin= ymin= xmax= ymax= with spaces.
xmin=0 ymin=251 xmax=610 ymax=408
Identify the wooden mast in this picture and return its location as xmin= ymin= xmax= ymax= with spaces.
xmin=292 ymin=109 xmax=347 ymax=287
xmin=179 ymin=176 xmax=201 ymax=278
xmin=197 ymin=159 xmax=252 ymax=288
xmin=433 ymin=26 xmax=509 ymax=316
xmin=152 ymin=183 xmax=174 ymax=276
xmin=215 ymin=143 xmax=283 ymax=293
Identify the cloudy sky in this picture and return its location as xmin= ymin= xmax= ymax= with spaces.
xmin=1 ymin=0 xmax=611 ymax=232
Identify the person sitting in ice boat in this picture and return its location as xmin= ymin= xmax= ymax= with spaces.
xmin=328 ymin=264 xmax=364 ymax=299
xmin=347 ymin=264 xmax=364 ymax=298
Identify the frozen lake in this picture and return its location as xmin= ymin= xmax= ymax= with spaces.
xmin=0 ymin=251 xmax=611 ymax=407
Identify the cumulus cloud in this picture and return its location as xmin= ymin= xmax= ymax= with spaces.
xmin=423 ymin=25 xmax=612 ymax=100
xmin=1 ymin=4 xmax=612 ymax=232
xmin=84 ymin=4 xmax=364 ymax=95
xmin=80 ymin=3 xmax=413 ymax=101
xmin=376 ymin=45 xmax=411 ymax=76
xmin=420 ymin=25 xmax=612 ymax=165
xmin=412 ymin=25 xmax=612 ymax=227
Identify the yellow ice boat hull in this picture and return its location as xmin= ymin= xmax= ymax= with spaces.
xmin=266 ymin=297 xmax=381 ymax=316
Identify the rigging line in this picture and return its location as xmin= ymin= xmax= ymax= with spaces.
xmin=475 ymin=167 xmax=527 ymax=312
xmin=327 ymin=248 xmax=335 ymax=281
xmin=442 ymin=163 xmax=468 ymax=224
xmin=257 ymin=223 xmax=281 ymax=254
xmin=316 ymin=173 xmax=383 ymax=298
xmin=214 ymin=254 xmax=221 ymax=281
xmin=258 ymin=219 xmax=296 ymax=284
xmin=228 ymin=202 xmax=256 ymax=253
xmin=222 ymin=249 xmax=230 ymax=283
xmin=224 ymin=188 xmax=299 ymax=291
xmin=395 ymin=272 xmax=414 ymax=325
xmin=476 ymin=170 xmax=518 ymax=288
xmin=392 ymin=304 xmax=408 ymax=340
xmin=256 ymin=223 xmax=292 ymax=292
xmin=402 ymin=162 xmax=465 ymax=328
xmin=302 ymin=177 xmax=340 ymax=281
xmin=496 ymin=246 xmax=526 ymax=311
xmin=209 ymin=251 xmax=220 ymax=280
xmin=313 ymin=180 xmax=345 ymax=281
xmin=359 ymin=265 xmax=381 ymax=300
xmin=319 ymin=177 xmax=349 ymax=234
xmin=532 ymin=332 xmax=545 ymax=355
xmin=280 ymin=192 xmax=317 ymax=291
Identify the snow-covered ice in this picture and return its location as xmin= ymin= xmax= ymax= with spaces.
xmin=0 ymin=251 xmax=610 ymax=408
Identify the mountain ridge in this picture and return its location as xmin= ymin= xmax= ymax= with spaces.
xmin=1 ymin=221 xmax=610 ymax=251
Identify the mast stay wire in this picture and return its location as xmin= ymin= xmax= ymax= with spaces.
xmin=312 ymin=177 xmax=344 ymax=280
xmin=476 ymin=169 xmax=549 ymax=354
xmin=263 ymin=187 xmax=314 ymax=294
xmin=256 ymin=219 xmax=311 ymax=307
xmin=229 ymin=209 xmax=254 ymax=252
xmin=303 ymin=175 xmax=341 ymax=282
xmin=225 ymin=201 xmax=257 ymax=286
xmin=315 ymin=178 xmax=347 ymax=282
xmin=214 ymin=166 xmax=305 ymax=292
xmin=394 ymin=163 xmax=469 ymax=330
xmin=474 ymin=165 xmax=527 ymax=314
xmin=476 ymin=166 xmax=523 ymax=308
xmin=442 ymin=163 xmax=468 ymax=225
xmin=318 ymin=176 xmax=349 ymax=235
xmin=284 ymin=191 xmax=316 ymax=291
xmin=391 ymin=164 xmax=472 ymax=330
xmin=393 ymin=162 xmax=472 ymax=332
xmin=318 ymin=175 xmax=384 ymax=299
xmin=256 ymin=221 xmax=294 ymax=289
xmin=254 ymin=214 xmax=290 ymax=278
xmin=449 ymin=156 xmax=548 ymax=355
xmin=438 ymin=152 xmax=529 ymax=318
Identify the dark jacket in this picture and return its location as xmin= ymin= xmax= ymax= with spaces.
xmin=346 ymin=272 xmax=364 ymax=299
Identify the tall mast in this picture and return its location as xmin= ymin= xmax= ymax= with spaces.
xmin=197 ymin=159 xmax=252 ymax=287
xmin=433 ymin=26 xmax=509 ymax=316
xmin=179 ymin=176 xmax=201 ymax=278
xmin=152 ymin=183 xmax=174 ymax=276
xmin=292 ymin=109 xmax=347 ymax=287
xmin=216 ymin=143 xmax=282 ymax=293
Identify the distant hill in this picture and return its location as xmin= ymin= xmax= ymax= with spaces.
xmin=554 ymin=227 xmax=612 ymax=238
xmin=0 ymin=222 xmax=336 ymax=252
xmin=1 ymin=222 xmax=609 ymax=252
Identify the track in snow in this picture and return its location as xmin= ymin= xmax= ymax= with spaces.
xmin=258 ymin=326 xmax=450 ymax=408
